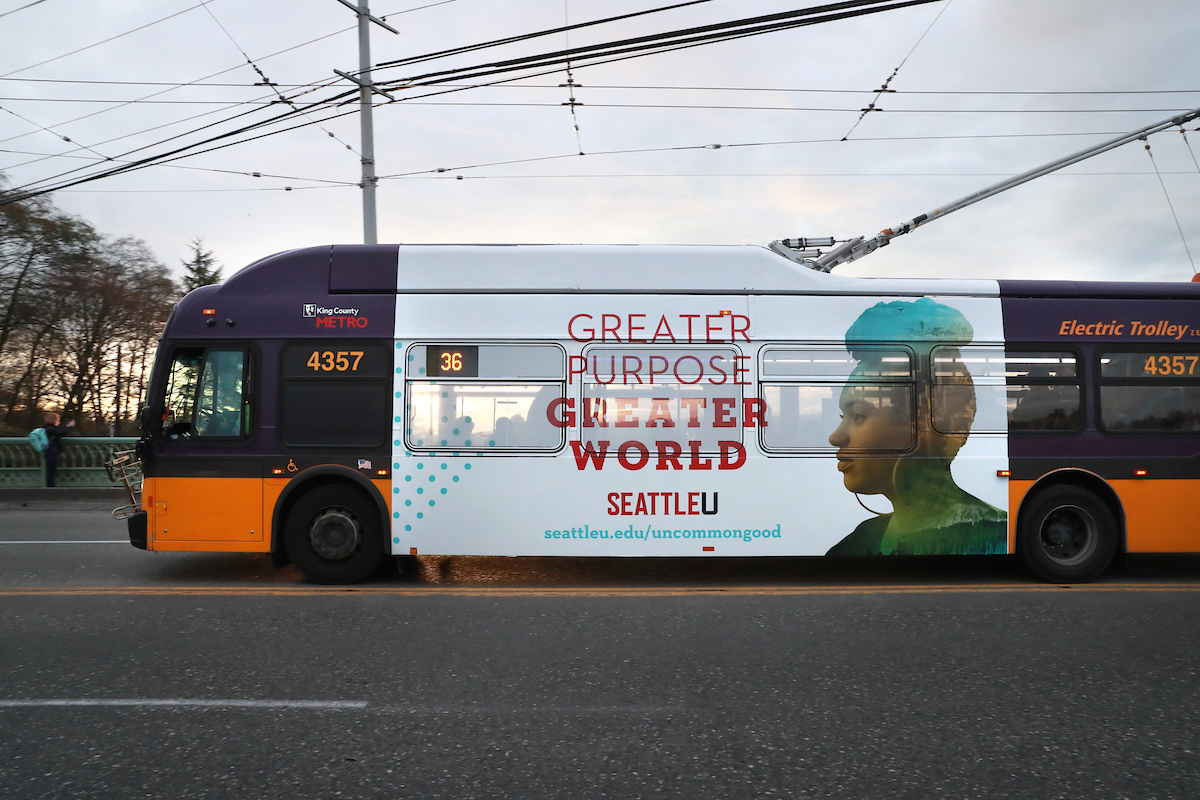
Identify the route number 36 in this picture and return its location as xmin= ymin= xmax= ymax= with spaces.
xmin=306 ymin=350 xmax=365 ymax=372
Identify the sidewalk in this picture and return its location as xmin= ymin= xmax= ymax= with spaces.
xmin=0 ymin=487 xmax=128 ymax=503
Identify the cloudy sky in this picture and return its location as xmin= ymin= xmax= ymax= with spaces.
xmin=2 ymin=0 xmax=1198 ymax=283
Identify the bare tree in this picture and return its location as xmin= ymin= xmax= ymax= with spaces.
xmin=0 ymin=176 xmax=177 ymax=434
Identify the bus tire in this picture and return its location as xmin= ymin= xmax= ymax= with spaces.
xmin=284 ymin=485 xmax=382 ymax=585
xmin=1018 ymin=485 xmax=1117 ymax=584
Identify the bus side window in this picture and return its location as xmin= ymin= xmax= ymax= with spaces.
xmin=161 ymin=347 xmax=250 ymax=440
xmin=195 ymin=350 xmax=247 ymax=437
xmin=279 ymin=342 xmax=391 ymax=448
xmin=760 ymin=346 xmax=914 ymax=453
xmin=1004 ymin=351 xmax=1081 ymax=432
xmin=930 ymin=346 xmax=1009 ymax=434
xmin=1099 ymin=350 xmax=1200 ymax=432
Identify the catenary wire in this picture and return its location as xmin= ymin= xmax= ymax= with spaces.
xmin=2 ymin=76 xmax=1197 ymax=95
xmin=198 ymin=0 xmax=362 ymax=155
xmin=841 ymin=0 xmax=953 ymax=139
xmin=0 ymin=103 xmax=111 ymax=161
xmin=377 ymin=0 xmax=941 ymax=89
xmin=0 ymin=0 xmax=934 ymax=199
xmin=0 ymin=1 xmax=214 ymax=78
xmin=0 ymin=0 xmax=448 ymax=154
xmin=1143 ymin=138 xmax=1197 ymax=274
xmin=374 ymin=130 xmax=1151 ymax=179
xmin=2 ymin=78 xmax=352 ymax=191
xmin=0 ymin=144 xmax=357 ymax=183
xmin=373 ymin=0 xmax=714 ymax=72
xmin=0 ymin=0 xmax=51 ymax=20
xmin=3 ymin=96 xmax=1195 ymax=114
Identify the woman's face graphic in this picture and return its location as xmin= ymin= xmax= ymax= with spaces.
xmin=828 ymin=384 xmax=911 ymax=496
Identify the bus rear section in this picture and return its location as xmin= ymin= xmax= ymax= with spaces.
xmin=1001 ymin=281 xmax=1200 ymax=581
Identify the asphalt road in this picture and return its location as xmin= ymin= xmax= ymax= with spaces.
xmin=2 ymin=499 xmax=1199 ymax=799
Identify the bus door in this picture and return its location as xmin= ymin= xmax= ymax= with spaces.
xmin=151 ymin=345 xmax=263 ymax=544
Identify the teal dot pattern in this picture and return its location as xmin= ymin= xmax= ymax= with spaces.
xmin=392 ymin=339 xmax=475 ymax=550
xmin=393 ymin=454 xmax=473 ymax=537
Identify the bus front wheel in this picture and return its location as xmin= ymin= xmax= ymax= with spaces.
xmin=284 ymin=485 xmax=383 ymax=584
xmin=1018 ymin=485 xmax=1117 ymax=584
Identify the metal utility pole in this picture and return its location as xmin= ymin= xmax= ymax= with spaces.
xmin=334 ymin=0 xmax=397 ymax=244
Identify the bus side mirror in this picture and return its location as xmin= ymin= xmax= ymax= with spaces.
xmin=139 ymin=404 xmax=156 ymax=434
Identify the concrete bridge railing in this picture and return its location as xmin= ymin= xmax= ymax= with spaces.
xmin=0 ymin=437 xmax=138 ymax=487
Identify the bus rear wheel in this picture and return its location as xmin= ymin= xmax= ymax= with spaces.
xmin=284 ymin=485 xmax=383 ymax=585
xmin=1019 ymin=485 xmax=1117 ymax=584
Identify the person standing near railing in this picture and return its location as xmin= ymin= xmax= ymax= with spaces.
xmin=41 ymin=412 xmax=75 ymax=488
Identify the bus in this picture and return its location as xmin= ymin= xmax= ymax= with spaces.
xmin=113 ymin=243 xmax=1200 ymax=584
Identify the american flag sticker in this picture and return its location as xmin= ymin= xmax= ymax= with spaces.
xmin=358 ymin=459 xmax=372 ymax=470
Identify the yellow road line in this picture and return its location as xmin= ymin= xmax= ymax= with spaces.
xmin=1 ymin=583 xmax=1199 ymax=597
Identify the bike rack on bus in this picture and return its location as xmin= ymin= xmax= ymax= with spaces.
xmin=105 ymin=447 xmax=143 ymax=520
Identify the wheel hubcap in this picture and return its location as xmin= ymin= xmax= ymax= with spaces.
xmin=308 ymin=507 xmax=363 ymax=562
xmin=1039 ymin=504 xmax=1098 ymax=566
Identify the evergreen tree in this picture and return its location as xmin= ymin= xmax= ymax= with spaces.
xmin=180 ymin=238 xmax=222 ymax=293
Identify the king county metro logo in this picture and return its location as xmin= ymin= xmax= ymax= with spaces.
xmin=302 ymin=304 xmax=317 ymax=317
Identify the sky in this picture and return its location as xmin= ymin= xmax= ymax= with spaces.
xmin=1 ymin=0 xmax=1198 ymax=284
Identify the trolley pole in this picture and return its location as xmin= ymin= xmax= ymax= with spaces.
xmin=334 ymin=0 xmax=397 ymax=245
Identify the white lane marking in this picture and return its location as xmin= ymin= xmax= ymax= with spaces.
xmin=0 ymin=699 xmax=680 ymax=714
xmin=0 ymin=699 xmax=367 ymax=709
xmin=0 ymin=541 xmax=128 ymax=544
xmin=374 ymin=705 xmax=683 ymax=715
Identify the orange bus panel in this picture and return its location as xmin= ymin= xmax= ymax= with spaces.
xmin=1007 ymin=480 xmax=1036 ymax=553
xmin=152 ymin=477 xmax=264 ymax=545
xmin=1109 ymin=479 xmax=1200 ymax=553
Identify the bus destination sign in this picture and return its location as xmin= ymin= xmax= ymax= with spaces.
xmin=426 ymin=345 xmax=479 ymax=378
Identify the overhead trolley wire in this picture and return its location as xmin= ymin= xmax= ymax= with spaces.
xmin=0 ymin=0 xmax=965 ymax=204
xmin=375 ymin=130 xmax=1146 ymax=180
xmin=392 ymin=170 xmax=1200 ymax=180
xmin=0 ymin=77 xmax=344 ymax=174
xmin=0 ymin=0 xmax=51 ymax=21
xmin=0 ymin=0 xmax=442 ymax=154
xmin=841 ymin=0 xmax=953 ymax=140
xmin=376 ymin=0 xmax=942 ymax=90
xmin=373 ymin=0 xmax=715 ymax=73
xmin=367 ymin=0 xmax=941 ymax=112
xmin=0 ymin=0 xmax=214 ymax=78
xmin=5 ymin=95 xmax=1196 ymax=114
xmin=0 ymin=95 xmax=364 ymax=203
xmin=2 ymin=77 xmax=351 ymax=189
xmin=0 ymin=103 xmax=111 ymax=161
xmin=1143 ymin=137 xmax=1197 ymax=274
xmin=3 ymin=76 xmax=1197 ymax=96
xmin=198 ymin=0 xmax=361 ymax=155
xmin=0 ymin=143 xmax=357 ymax=184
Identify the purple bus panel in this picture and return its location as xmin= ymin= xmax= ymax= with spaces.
xmin=1000 ymin=289 xmax=1200 ymax=481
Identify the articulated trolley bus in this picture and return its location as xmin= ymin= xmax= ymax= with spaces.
xmin=112 ymin=243 xmax=1200 ymax=584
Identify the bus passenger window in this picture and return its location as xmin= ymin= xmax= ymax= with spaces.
xmin=280 ymin=341 xmax=390 ymax=448
xmin=404 ymin=343 xmax=566 ymax=452
xmin=760 ymin=347 xmax=913 ymax=452
xmin=161 ymin=347 xmax=250 ymax=439
xmin=930 ymin=346 xmax=1009 ymax=434
xmin=1099 ymin=351 xmax=1200 ymax=432
xmin=761 ymin=383 xmax=913 ymax=452
xmin=581 ymin=347 xmax=742 ymax=453
xmin=1003 ymin=351 xmax=1081 ymax=432
xmin=406 ymin=383 xmax=563 ymax=450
